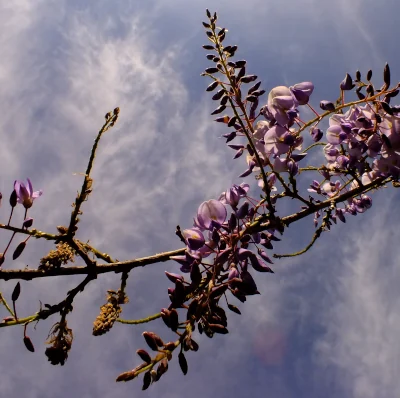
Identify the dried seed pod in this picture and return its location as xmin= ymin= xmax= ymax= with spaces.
xmin=367 ymin=69 xmax=373 ymax=81
xmin=355 ymin=70 xmax=361 ymax=81
xmin=202 ymin=45 xmax=215 ymax=50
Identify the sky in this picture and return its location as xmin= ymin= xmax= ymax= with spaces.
xmin=0 ymin=0 xmax=400 ymax=397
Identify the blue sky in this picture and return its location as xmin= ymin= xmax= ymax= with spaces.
xmin=1 ymin=1 xmax=400 ymax=397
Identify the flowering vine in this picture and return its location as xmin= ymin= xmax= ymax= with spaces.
xmin=0 ymin=9 xmax=398 ymax=391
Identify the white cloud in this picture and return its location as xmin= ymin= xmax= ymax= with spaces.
xmin=313 ymin=196 xmax=400 ymax=397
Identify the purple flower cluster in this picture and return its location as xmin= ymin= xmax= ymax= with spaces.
xmin=324 ymin=104 xmax=400 ymax=182
xmin=223 ymin=82 xmax=313 ymax=187
xmin=169 ymin=183 xmax=276 ymax=314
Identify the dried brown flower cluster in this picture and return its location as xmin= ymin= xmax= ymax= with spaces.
xmin=39 ymin=242 xmax=75 ymax=271
xmin=45 ymin=321 xmax=73 ymax=366
xmin=92 ymin=290 xmax=128 ymax=336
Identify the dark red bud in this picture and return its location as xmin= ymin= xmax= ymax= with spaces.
xmin=208 ymin=324 xmax=229 ymax=334
xmin=164 ymin=342 xmax=176 ymax=351
xmin=227 ymin=304 xmax=241 ymax=314
xmin=9 ymin=190 xmax=17 ymax=207
xmin=142 ymin=371 xmax=152 ymax=391
xmin=190 ymin=262 xmax=202 ymax=287
xmin=169 ymin=309 xmax=179 ymax=331
xmin=209 ymin=284 xmax=228 ymax=299
xmin=187 ymin=298 xmax=199 ymax=320
xmin=190 ymin=339 xmax=199 ymax=352
xmin=142 ymin=332 xmax=159 ymax=351
xmin=178 ymin=352 xmax=188 ymax=375
xmin=240 ymin=75 xmax=257 ymax=84
xmin=23 ymin=336 xmax=35 ymax=352
xmin=13 ymin=241 xmax=26 ymax=260
xmin=11 ymin=282 xmax=21 ymax=301
xmin=161 ymin=308 xmax=171 ymax=328
xmin=136 ymin=349 xmax=152 ymax=364
xmin=211 ymin=105 xmax=226 ymax=115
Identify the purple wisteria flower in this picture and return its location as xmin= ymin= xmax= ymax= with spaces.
xmin=14 ymin=178 xmax=42 ymax=209
xmin=267 ymin=86 xmax=298 ymax=126
xmin=264 ymin=125 xmax=294 ymax=156
xmin=219 ymin=184 xmax=249 ymax=209
xmin=194 ymin=199 xmax=227 ymax=231
xmin=182 ymin=228 xmax=205 ymax=251
xmin=289 ymin=82 xmax=314 ymax=105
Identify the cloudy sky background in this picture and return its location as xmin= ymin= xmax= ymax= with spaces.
xmin=0 ymin=0 xmax=400 ymax=397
